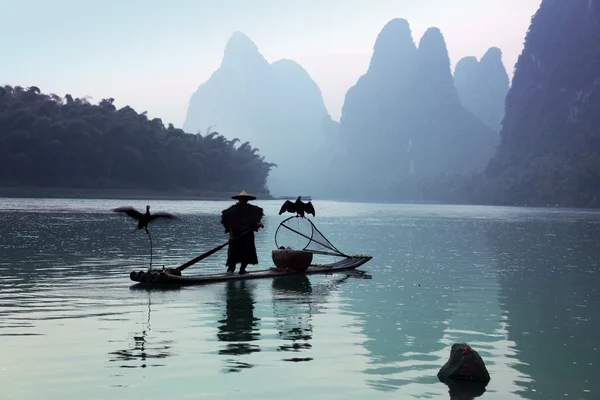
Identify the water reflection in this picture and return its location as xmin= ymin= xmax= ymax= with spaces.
xmin=108 ymin=292 xmax=174 ymax=368
xmin=441 ymin=380 xmax=488 ymax=400
xmin=217 ymin=280 xmax=261 ymax=373
xmin=271 ymin=272 xmax=369 ymax=363
xmin=485 ymin=217 xmax=600 ymax=400
xmin=338 ymin=217 xmax=533 ymax=398
xmin=437 ymin=221 xmax=531 ymax=399
xmin=3 ymin=200 xmax=600 ymax=399
xmin=272 ymin=275 xmax=315 ymax=362
xmin=343 ymin=220 xmax=462 ymax=393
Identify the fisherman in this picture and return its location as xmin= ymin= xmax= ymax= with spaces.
xmin=221 ymin=189 xmax=265 ymax=275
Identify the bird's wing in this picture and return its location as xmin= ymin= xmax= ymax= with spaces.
xmin=279 ymin=200 xmax=295 ymax=215
xmin=149 ymin=212 xmax=177 ymax=221
xmin=305 ymin=201 xmax=316 ymax=217
xmin=112 ymin=206 xmax=142 ymax=220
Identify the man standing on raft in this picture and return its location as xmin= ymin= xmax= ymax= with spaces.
xmin=221 ymin=189 xmax=265 ymax=275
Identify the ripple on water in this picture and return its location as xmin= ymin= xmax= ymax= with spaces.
xmin=1 ymin=200 xmax=600 ymax=399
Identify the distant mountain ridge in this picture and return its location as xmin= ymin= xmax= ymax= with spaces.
xmin=386 ymin=0 xmax=600 ymax=208
xmin=181 ymin=9 xmax=600 ymax=208
xmin=454 ymin=47 xmax=510 ymax=132
xmin=313 ymin=19 xmax=499 ymax=200
xmin=183 ymin=32 xmax=332 ymax=196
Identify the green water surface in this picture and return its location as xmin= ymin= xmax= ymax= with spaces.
xmin=0 ymin=198 xmax=598 ymax=400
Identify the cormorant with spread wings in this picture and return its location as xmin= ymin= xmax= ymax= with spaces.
xmin=113 ymin=205 xmax=177 ymax=232
xmin=279 ymin=196 xmax=315 ymax=218
xmin=112 ymin=204 xmax=177 ymax=272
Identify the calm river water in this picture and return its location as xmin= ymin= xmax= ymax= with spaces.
xmin=0 ymin=198 xmax=598 ymax=400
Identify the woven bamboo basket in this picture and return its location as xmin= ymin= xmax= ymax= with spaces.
xmin=272 ymin=248 xmax=313 ymax=272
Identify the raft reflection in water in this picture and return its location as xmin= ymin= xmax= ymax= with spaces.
xmin=271 ymin=272 xmax=369 ymax=363
xmin=272 ymin=275 xmax=315 ymax=362
xmin=216 ymin=280 xmax=261 ymax=373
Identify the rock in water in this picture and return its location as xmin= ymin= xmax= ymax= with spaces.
xmin=437 ymin=343 xmax=490 ymax=384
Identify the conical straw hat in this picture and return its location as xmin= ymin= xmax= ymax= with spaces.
xmin=231 ymin=189 xmax=256 ymax=201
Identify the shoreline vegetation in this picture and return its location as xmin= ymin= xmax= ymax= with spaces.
xmin=0 ymin=85 xmax=276 ymax=198
xmin=0 ymin=186 xmax=274 ymax=201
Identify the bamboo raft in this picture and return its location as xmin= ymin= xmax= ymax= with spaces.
xmin=129 ymin=255 xmax=372 ymax=287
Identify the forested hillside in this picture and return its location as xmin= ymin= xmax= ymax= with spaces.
xmin=388 ymin=0 xmax=600 ymax=208
xmin=0 ymin=85 xmax=275 ymax=195
xmin=485 ymin=0 xmax=600 ymax=207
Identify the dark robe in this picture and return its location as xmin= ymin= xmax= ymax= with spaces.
xmin=221 ymin=202 xmax=264 ymax=266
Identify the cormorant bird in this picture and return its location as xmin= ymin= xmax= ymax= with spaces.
xmin=113 ymin=205 xmax=177 ymax=271
xmin=113 ymin=205 xmax=177 ymax=232
xmin=279 ymin=196 xmax=315 ymax=218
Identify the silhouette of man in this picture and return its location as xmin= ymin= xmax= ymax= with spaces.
xmin=221 ymin=189 xmax=264 ymax=275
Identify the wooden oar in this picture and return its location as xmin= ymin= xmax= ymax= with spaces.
xmin=175 ymin=227 xmax=257 ymax=272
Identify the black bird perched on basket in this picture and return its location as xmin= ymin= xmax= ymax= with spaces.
xmin=112 ymin=205 xmax=177 ymax=233
xmin=279 ymin=196 xmax=315 ymax=218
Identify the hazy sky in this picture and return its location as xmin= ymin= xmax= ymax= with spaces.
xmin=1 ymin=0 xmax=541 ymax=128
